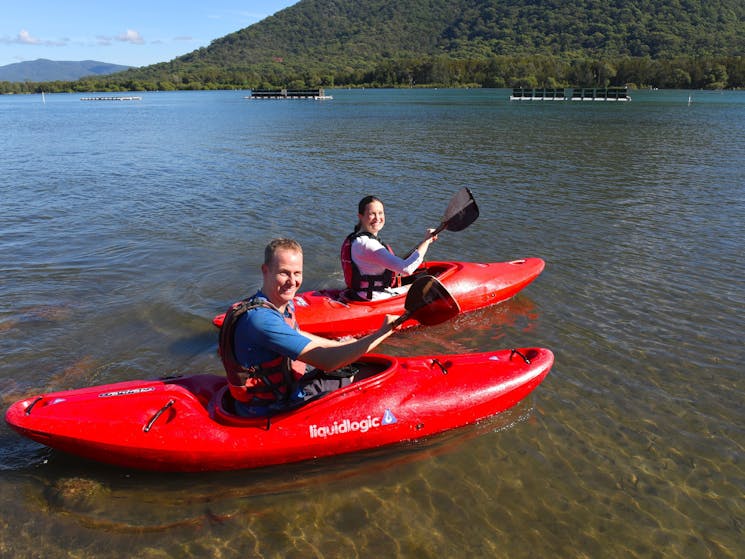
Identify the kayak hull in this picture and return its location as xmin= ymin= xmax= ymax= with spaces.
xmin=214 ymin=258 xmax=545 ymax=337
xmin=5 ymin=348 xmax=553 ymax=472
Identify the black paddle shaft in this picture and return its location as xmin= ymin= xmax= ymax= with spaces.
xmin=390 ymin=275 xmax=460 ymax=330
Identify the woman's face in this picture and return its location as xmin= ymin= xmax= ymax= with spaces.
xmin=359 ymin=200 xmax=385 ymax=235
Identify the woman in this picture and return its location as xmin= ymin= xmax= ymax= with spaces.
xmin=340 ymin=195 xmax=436 ymax=300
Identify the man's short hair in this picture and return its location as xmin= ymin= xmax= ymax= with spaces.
xmin=264 ymin=238 xmax=303 ymax=265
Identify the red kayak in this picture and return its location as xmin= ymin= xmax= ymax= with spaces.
xmin=213 ymin=258 xmax=545 ymax=338
xmin=5 ymin=347 xmax=553 ymax=472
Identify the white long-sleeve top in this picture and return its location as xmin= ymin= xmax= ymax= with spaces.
xmin=351 ymin=235 xmax=424 ymax=300
xmin=351 ymin=235 xmax=423 ymax=276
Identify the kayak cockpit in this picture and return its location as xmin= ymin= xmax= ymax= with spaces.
xmin=301 ymin=261 xmax=459 ymax=305
xmin=206 ymin=354 xmax=397 ymax=427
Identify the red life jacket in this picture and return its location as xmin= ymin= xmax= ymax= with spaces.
xmin=218 ymin=296 xmax=306 ymax=405
xmin=340 ymin=231 xmax=396 ymax=299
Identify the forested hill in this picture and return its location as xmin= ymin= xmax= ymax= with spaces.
xmin=199 ymin=0 xmax=745 ymax=63
xmin=5 ymin=0 xmax=745 ymax=93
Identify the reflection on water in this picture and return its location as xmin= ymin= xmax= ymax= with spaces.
xmin=1 ymin=89 xmax=743 ymax=558
xmin=2 ymin=404 xmax=534 ymax=557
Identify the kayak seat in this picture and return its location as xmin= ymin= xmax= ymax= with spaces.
xmin=209 ymin=386 xmax=268 ymax=426
xmin=339 ymin=288 xmax=366 ymax=302
xmin=169 ymin=374 xmax=226 ymax=409
xmin=218 ymin=388 xmax=239 ymax=415
xmin=210 ymin=385 xmax=326 ymax=427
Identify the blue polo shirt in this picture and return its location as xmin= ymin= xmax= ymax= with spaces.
xmin=233 ymin=292 xmax=311 ymax=368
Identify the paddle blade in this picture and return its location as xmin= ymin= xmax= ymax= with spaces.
xmin=404 ymin=187 xmax=479 ymax=258
xmin=439 ymin=187 xmax=479 ymax=233
xmin=404 ymin=275 xmax=461 ymax=326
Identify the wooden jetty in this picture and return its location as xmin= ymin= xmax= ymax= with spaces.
xmin=510 ymin=88 xmax=567 ymax=101
xmin=245 ymin=88 xmax=332 ymax=100
xmin=80 ymin=96 xmax=142 ymax=101
xmin=571 ymin=87 xmax=630 ymax=101
xmin=510 ymin=87 xmax=630 ymax=102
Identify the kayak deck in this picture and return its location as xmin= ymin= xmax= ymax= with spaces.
xmin=5 ymin=348 xmax=554 ymax=472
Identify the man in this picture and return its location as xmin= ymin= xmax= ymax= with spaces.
xmin=221 ymin=238 xmax=398 ymax=416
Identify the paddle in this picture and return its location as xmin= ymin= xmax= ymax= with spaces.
xmin=388 ymin=274 xmax=461 ymax=330
xmin=431 ymin=186 xmax=479 ymax=236
xmin=406 ymin=187 xmax=479 ymax=256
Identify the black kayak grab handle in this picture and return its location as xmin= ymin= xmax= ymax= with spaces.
xmin=431 ymin=358 xmax=449 ymax=375
xmin=25 ymin=397 xmax=44 ymax=416
xmin=143 ymin=399 xmax=175 ymax=433
xmin=510 ymin=349 xmax=531 ymax=364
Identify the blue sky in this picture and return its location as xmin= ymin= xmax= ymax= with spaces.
xmin=0 ymin=1 xmax=298 ymax=69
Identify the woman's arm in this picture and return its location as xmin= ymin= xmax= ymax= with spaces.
xmin=353 ymin=235 xmax=433 ymax=276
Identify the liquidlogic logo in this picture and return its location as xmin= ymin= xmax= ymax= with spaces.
xmin=309 ymin=409 xmax=397 ymax=439
xmin=99 ymin=386 xmax=155 ymax=398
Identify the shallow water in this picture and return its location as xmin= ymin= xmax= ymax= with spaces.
xmin=1 ymin=88 xmax=743 ymax=558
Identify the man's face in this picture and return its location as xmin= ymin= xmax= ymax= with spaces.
xmin=261 ymin=248 xmax=303 ymax=308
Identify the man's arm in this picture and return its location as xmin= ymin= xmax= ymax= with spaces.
xmin=296 ymin=316 xmax=398 ymax=371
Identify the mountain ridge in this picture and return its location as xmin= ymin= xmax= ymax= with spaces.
xmin=0 ymin=59 xmax=131 ymax=82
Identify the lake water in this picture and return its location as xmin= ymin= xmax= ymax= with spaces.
xmin=0 ymin=88 xmax=743 ymax=558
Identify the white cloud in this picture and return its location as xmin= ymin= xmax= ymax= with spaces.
xmin=95 ymin=29 xmax=144 ymax=47
xmin=1 ymin=29 xmax=67 ymax=47
xmin=116 ymin=29 xmax=144 ymax=45
xmin=18 ymin=29 xmax=40 ymax=45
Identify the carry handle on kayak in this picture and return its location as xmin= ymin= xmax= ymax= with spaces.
xmin=143 ymin=399 xmax=175 ymax=433
xmin=406 ymin=187 xmax=479 ymax=258
xmin=389 ymin=274 xmax=460 ymax=330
